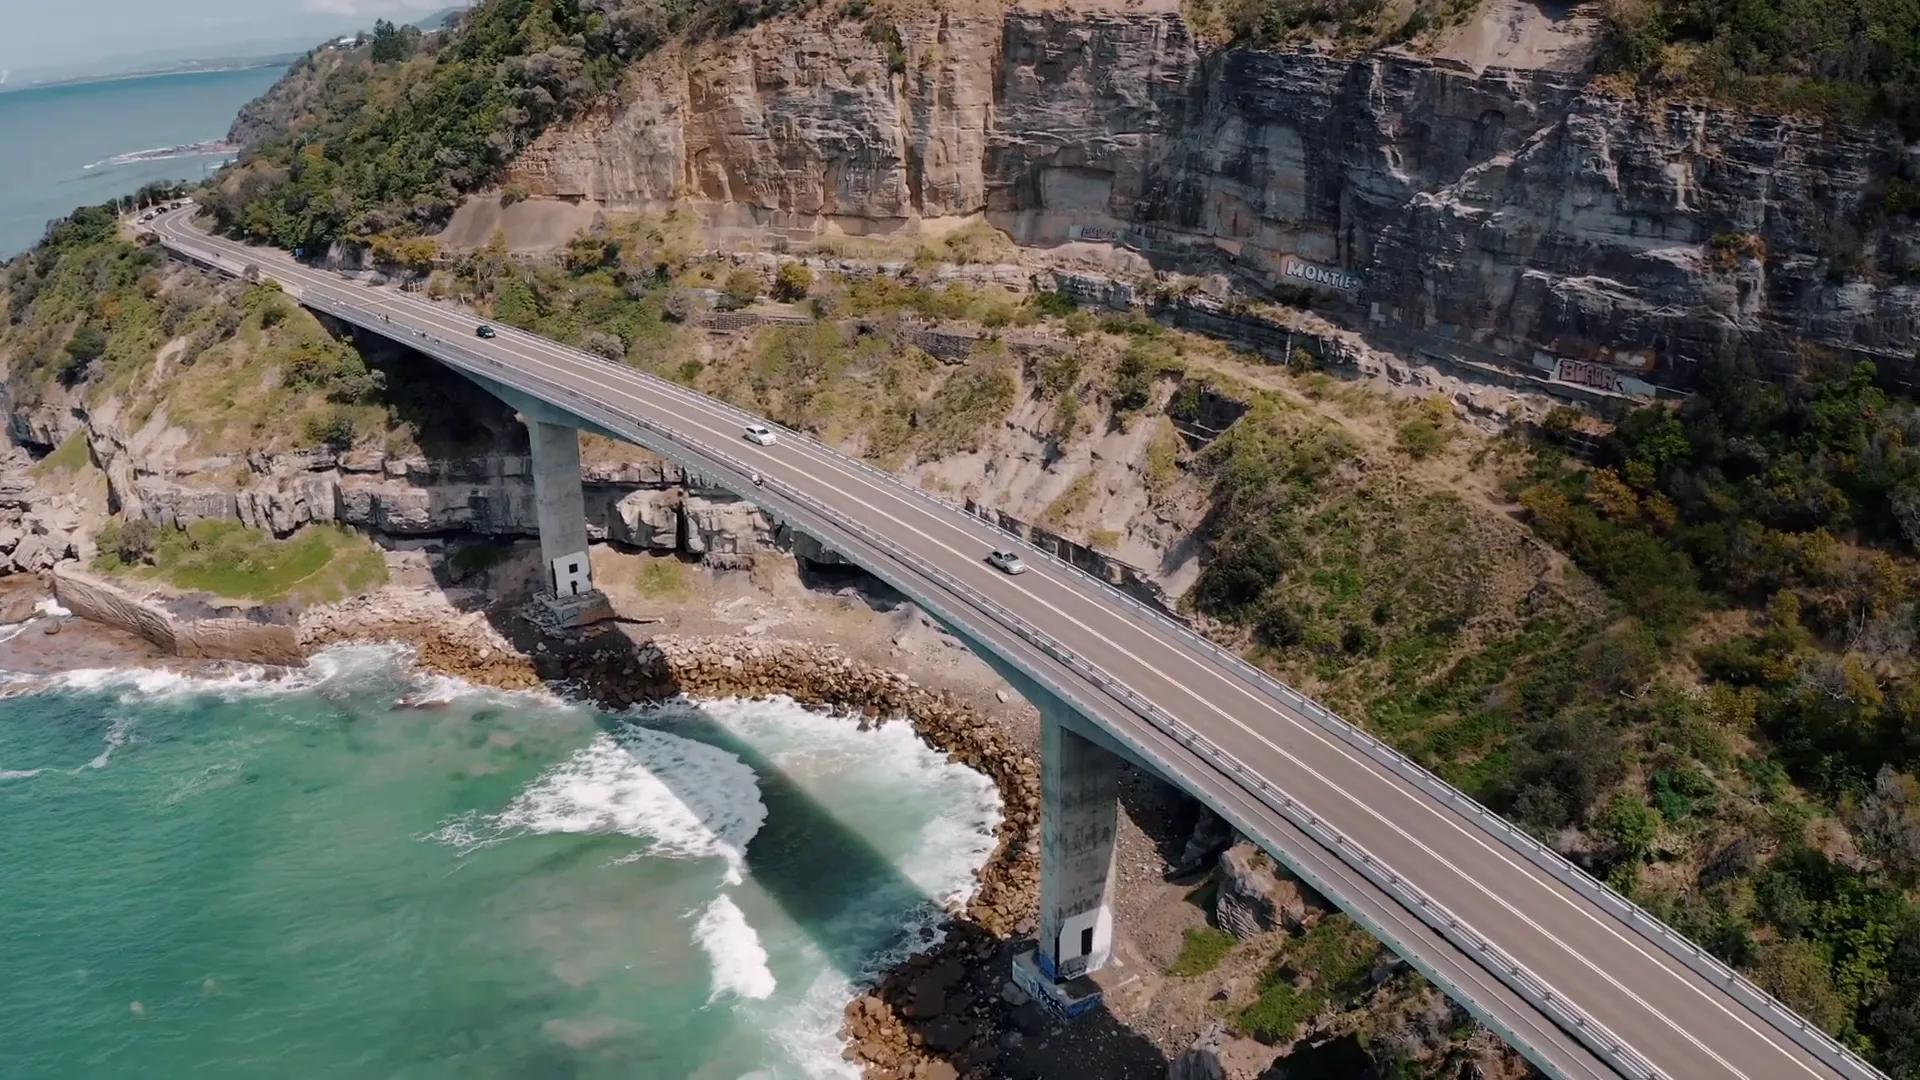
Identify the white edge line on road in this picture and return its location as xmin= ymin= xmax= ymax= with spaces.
xmin=162 ymin=216 xmax=1833 ymax=1080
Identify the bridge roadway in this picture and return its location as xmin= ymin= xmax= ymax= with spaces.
xmin=152 ymin=207 xmax=1870 ymax=1080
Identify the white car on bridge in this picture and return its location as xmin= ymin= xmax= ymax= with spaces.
xmin=986 ymin=549 xmax=1028 ymax=575
xmin=744 ymin=424 xmax=777 ymax=446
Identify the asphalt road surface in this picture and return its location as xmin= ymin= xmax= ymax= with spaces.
xmin=151 ymin=207 xmax=1862 ymax=1080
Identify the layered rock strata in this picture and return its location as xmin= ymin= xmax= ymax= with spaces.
xmin=509 ymin=8 xmax=1919 ymax=391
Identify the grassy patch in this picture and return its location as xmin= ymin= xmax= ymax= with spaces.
xmin=1167 ymin=926 xmax=1237 ymax=977
xmin=30 ymin=432 xmax=92 ymax=477
xmin=1042 ymin=474 xmax=1097 ymax=529
xmin=635 ymin=558 xmax=693 ymax=601
xmin=914 ymin=355 xmax=1016 ymax=459
xmin=1237 ymin=979 xmax=1319 ymax=1043
xmin=1144 ymin=419 xmax=1182 ymax=494
xmin=1235 ymin=915 xmax=1382 ymax=1042
xmin=99 ymin=520 xmax=386 ymax=603
xmin=1395 ymin=397 xmax=1456 ymax=460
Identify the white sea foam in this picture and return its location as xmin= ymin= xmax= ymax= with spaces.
xmin=769 ymin=965 xmax=863 ymax=1080
xmin=459 ymin=728 xmax=766 ymax=883
xmin=33 ymin=598 xmax=70 ymax=619
xmin=0 ymin=768 xmax=41 ymax=781
xmin=6 ymin=660 xmax=296 ymax=703
xmin=82 ymin=145 xmax=236 ymax=170
xmin=82 ymin=715 xmax=137 ymax=771
xmin=655 ymin=696 xmax=1003 ymax=1075
xmin=692 ymin=894 xmax=777 ymax=1003
xmin=679 ymin=695 xmax=1004 ymax=912
xmin=0 ymin=643 xmax=548 ymax=711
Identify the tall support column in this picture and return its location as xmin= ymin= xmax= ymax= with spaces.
xmin=1012 ymin=705 xmax=1120 ymax=1020
xmin=527 ymin=419 xmax=609 ymax=626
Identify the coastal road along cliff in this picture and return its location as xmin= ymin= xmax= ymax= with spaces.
xmin=149 ymin=205 xmax=1879 ymax=1080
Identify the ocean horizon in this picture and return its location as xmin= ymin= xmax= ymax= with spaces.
xmin=0 ymin=65 xmax=287 ymax=259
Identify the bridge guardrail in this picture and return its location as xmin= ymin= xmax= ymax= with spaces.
xmin=298 ymin=286 xmax=1661 ymax=1080
xmin=496 ymin=292 xmax=1882 ymax=1080
xmin=495 ymin=283 xmax=1880 ymax=1080
xmin=166 ymin=225 xmax=1880 ymax=1080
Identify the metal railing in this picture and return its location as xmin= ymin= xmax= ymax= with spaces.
xmin=491 ymin=283 xmax=1882 ymax=1080
xmin=160 ymin=221 xmax=1883 ymax=1080
xmin=290 ymin=283 xmax=1655 ymax=1080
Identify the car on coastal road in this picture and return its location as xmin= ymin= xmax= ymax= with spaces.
xmin=744 ymin=424 xmax=777 ymax=446
xmin=986 ymin=549 xmax=1028 ymax=575
xmin=475 ymin=324 xmax=496 ymax=339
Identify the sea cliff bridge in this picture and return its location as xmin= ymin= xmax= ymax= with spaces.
xmin=152 ymin=204 xmax=1881 ymax=1080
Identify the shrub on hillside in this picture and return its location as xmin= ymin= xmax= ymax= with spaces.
xmin=773 ymin=262 xmax=813 ymax=302
xmin=720 ymin=270 xmax=761 ymax=311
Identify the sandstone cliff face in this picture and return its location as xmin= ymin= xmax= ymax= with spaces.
xmin=511 ymin=8 xmax=1920 ymax=390
xmin=510 ymin=12 xmax=1002 ymax=234
xmin=52 ymin=565 xmax=304 ymax=666
xmin=123 ymin=449 xmax=774 ymax=555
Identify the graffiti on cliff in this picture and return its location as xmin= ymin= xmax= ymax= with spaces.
xmin=1540 ymin=356 xmax=1657 ymax=399
xmin=1280 ymin=256 xmax=1362 ymax=293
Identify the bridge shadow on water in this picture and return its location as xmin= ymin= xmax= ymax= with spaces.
xmin=476 ymin=609 xmax=1170 ymax=1080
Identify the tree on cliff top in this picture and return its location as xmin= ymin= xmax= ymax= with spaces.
xmin=209 ymin=0 xmax=809 ymax=253
xmin=369 ymin=18 xmax=414 ymax=63
xmin=1596 ymin=0 xmax=1920 ymax=118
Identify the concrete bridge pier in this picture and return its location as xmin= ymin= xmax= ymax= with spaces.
xmin=1012 ymin=705 xmax=1121 ymax=1021
xmin=528 ymin=419 xmax=612 ymax=627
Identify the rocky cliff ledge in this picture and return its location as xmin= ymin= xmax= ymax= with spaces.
xmin=53 ymin=565 xmax=304 ymax=666
xmin=508 ymin=6 xmax=1919 ymax=391
xmin=119 ymin=447 xmax=774 ymax=555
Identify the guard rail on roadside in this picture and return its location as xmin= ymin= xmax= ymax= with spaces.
xmin=159 ymin=222 xmax=1884 ymax=1080
xmin=300 ymin=285 xmax=1658 ymax=1080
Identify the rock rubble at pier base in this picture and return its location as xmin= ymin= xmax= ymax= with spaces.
xmin=305 ymin=605 xmax=1043 ymax=1079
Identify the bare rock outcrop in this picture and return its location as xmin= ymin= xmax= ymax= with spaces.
xmin=124 ymin=449 xmax=776 ymax=558
xmin=1168 ymin=1021 xmax=1232 ymax=1080
xmin=0 ymin=446 xmax=83 ymax=575
xmin=509 ymin=12 xmax=1003 ymax=233
xmin=506 ymin=6 xmax=1920 ymax=390
xmin=52 ymin=566 xmax=303 ymax=666
xmin=1214 ymin=840 xmax=1322 ymax=939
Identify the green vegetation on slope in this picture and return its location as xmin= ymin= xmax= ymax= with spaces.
xmin=205 ymin=0 xmax=808 ymax=252
xmin=1183 ymin=0 xmax=1487 ymax=52
xmin=1167 ymin=926 xmax=1238 ymax=977
xmin=1237 ymin=915 xmax=1382 ymax=1042
xmin=95 ymin=519 xmax=388 ymax=604
xmin=438 ymin=217 xmax=1099 ymax=465
xmin=3 ymin=203 xmax=171 ymax=393
xmin=29 ymin=432 xmax=92 ymax=478
xmin=0 ymin=201 xmax=411 ymax=456
xmin=1191 ymin=350 xmax=1920 ymax=1071
xmin=1597 ymin=0 xmax=1920 ymax=116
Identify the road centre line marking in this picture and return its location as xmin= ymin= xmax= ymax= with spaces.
xmin=170 ymin=220 xmax=1816 ymax=1078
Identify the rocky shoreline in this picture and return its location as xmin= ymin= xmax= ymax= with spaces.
xmin=297 ymin=590 xmax=1043 ymax=1080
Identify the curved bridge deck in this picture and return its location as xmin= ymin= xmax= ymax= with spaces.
xmin=150 ymin=206 xmax=1875 ymax=1080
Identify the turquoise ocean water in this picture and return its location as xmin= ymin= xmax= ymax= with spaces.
xmin=0 ymin=66 xmax=288 ymax=259
xmin=0 ymin=645 xmax=1000 ymax=1079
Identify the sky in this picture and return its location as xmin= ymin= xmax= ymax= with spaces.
xmin=0 ymin=0 xmax=456 ymax=79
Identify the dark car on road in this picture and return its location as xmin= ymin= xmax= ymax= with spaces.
xmin=475 ymin=324 xmax=497 ymax=339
